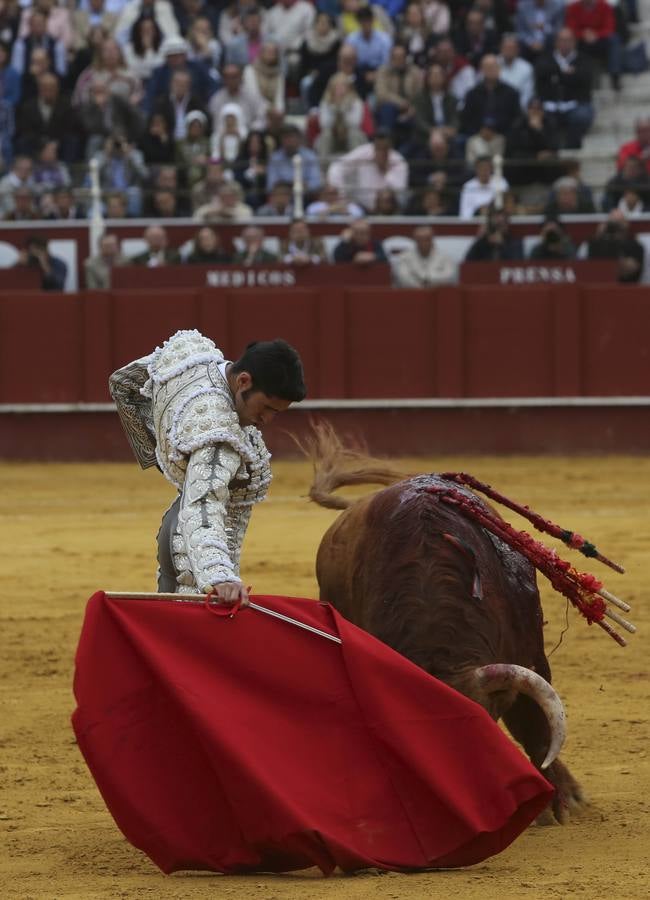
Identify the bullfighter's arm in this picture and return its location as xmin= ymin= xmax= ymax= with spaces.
xmin=108 ymin=356 xmax=156 ymax=470
xmin=177 ymin=444 xmax=249 ymax=592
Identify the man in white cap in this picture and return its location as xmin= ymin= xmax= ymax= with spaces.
xmin=145 ymin=35 xmax=219 ymax=112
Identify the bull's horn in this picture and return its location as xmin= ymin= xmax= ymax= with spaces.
xmin=473 ymin=663 xmax=566 ymax=770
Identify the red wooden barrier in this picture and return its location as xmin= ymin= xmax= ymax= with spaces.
xmin=3 ymin=285 xmax=650 ymax=403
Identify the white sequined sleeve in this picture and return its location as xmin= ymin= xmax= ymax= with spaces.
xmin=177 ymin=444 xmax=245 ymax=591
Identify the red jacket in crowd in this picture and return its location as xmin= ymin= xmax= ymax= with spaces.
xmin=565 ymin=0 xmax=615 ymax=40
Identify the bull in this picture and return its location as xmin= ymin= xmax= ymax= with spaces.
xmin=305 ymin=425 xmax=585 ymax=824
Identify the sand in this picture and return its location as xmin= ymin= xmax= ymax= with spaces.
xmin=1 ymin=456 xmax=649 ymax=900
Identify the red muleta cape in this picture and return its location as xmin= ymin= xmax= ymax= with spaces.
xmin=72 ymin=592 xmax=553 ymax=875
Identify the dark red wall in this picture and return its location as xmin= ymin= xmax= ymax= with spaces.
xmin=3 ymin=285 xmax=650 ymax=403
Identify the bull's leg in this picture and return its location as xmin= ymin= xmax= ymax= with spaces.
xmin=502 ymin=694 xmax=586 ymax=824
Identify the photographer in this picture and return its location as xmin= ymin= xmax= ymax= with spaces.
xmin=529 ymin=218 xmax=576 ymax=260
xmin=465 ymin=207 xmax=524 ymax=262
xmin=94 ymin=134 xmax=149 ymax=217
xmin=587 ymin=212 xmax=645 ymax=283
xmin=14 ymin=234 xmax=67 ymax=291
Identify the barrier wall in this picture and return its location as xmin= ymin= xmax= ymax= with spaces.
xmin=2 ymin=285 xmax=649 ymax=456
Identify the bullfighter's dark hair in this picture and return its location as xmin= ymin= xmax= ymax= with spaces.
xmin=231 ymin=340 xmax=307 ymax=402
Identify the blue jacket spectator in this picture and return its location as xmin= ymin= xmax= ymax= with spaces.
xmin=0 ymin=40 xmax=21 ymax=106
xmin=266 ymin=125 xmax=322 ymax=195
xmin=345 ymin=8 xmax=391 ymax=72
xmin=516 ymin=0 xmax=565 ymax=58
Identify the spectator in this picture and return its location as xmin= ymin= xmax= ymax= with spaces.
xmin=0 ymin=38 xmax=21 ymax=107
xmin=344 ymin=6 xmax=391 ymax=89
xmin=412 ymin=62 xmax=458 ymax=145
xmin=81 ymin=80 xmax=143 ymax=159
xmin=393 ymin=224 xmax=456 ymax=286
xmin=265 ymin=0 xmax=316 ymax=78
xmin=186 ymin=15 xmax=222 ymax=76
xmin=0 ymin=155 xmax=35 ymax=216
xmin=153 ymin=67 xmax=206 ymax=141
xmin=298 ymin=11 xmax=341 ymax=108
xmin=174 ymin=0 xmax=220 ymax=37
xmin=397 ymin=3 xmax=434 ymax=69
xmin=224 ymin=6 xmax=267 ymax=67
xmin=516 ymin=0 xmax=564 ymax=61
xmin=149 ymin=187 xmax=180 ymax=217
xmin=419 ymin=0 xmax=451 ymax=37
xmin=0 ymin=0 xmax=20 ymax=48
xmin=602 ymin=155 xmax=650 ymax=211
xmin=372 ymin=186 xmax=400 ymax=215
xmin=191 ymin=157 xmax=228 ymax=211
xmin=617 ymin=118 xmax=650 ymax=176
xmin=84 ymin=232 xmax=126 ymax=288
xmin=327 ymin=130 xmax=407 ymax=211
xmin=586 ymin=211 xmax=645 ymax=282
xmin=543 ymin=174 xmax=596 ymax=216
xmin=65 ymin=23 xmax=107 ymax=96
xmin=3 ymin=185 xmax=40 ymax=220
xmin=11 ymin=8 xmax=66 ymax=78
xmin=309 ymin=40 xmax=366 ymax=107
xmin=280 ymin=219 xmax=326 ymax=264
xmin=406 ymin=184 xmax=454 ymax=216
xmin=233 ymin=224 xmax=278 ymax=264
xmin=211 ymin=101 xmax=248 ymax=162
xmin=145 ymin=35 xmax=219 ymax=113
xmin=535 ymin=28 xmax=594 ymax=149
xmin=176 ymin=109 xmax=210 ymax=186
xmin=105 ymin=190 xmax=128 ymax=218
xmin=459 ymin=55 xmax=520 ymax=138
xmin=186 ymin=225 xmax=232 ymax=263
xmin=233 ymin=129 xmax=271 ymax=208
xmin=123 ymin=15 xmax=163 ymax=82
xmin=316 ymin=72 xmax=366 ymax=156
xmin=505 ymin=96 xmax=561 ymax=186
xmin=194 ymin=180 xmax=253 ymax=221
xmin=32 ymin=139 xmax=70 ymax=192
xmin=15 ymin=233 xmax=67 ymax=290
xmin=130 ymin=224 xmax=180 ymax=265
xmin=208 ymin=63 xmax=266 ymax=133
xmin=71 ymin=0 xmax=118 ymax=53
xmin=459 ymin=156 xmax=509 ymax=219
xmin=256 ymin=180 xmax=293 ymax=216
xmin=305 ymin=182 xmax=364 ymax=219
xmin=73 ymin=36 xmax=142 ymax=106
xmin=429 ymin=37 xmax=476 ymax=105
xmin=115 ymin=0 xmax=180 ymax=47
xmin=139 ymin=111 xmax=176 ymax=163
xmin=528 ymin=217 xmax=576 ymax=259
xmin=465 ymin=116 xmax=505 ymax=166
xmin=95 ymin=134 xmax=149 ymax=216
xmin=267 ymin=124 xmax=322 ymax=195
xmin=374 ymin=43 xmax=422 ymax=139
xmin=408 ymin=129 xmax=466 ymax=207
xmin=565 ymin=0 xmax=621 ymax=91
xmin=465 ymin=208 xmax=524 ymax=261
xmin=333 ymin=218 xmax=388 ymax=264
xmin=41 ymin=186 xmax=85 ymax=220
xmin=338 ymin=0 xmax=393 ymax=37
xmin=219 ymin=1 xmax=265 ymax=48
xmin=498 ymin=34 xmax=534 ymax=110
xmin=243 ymin=41 xmax=285 ymax=115
xmin=454 ymin=8 xmax=499 ymax=69
xmin=15 ymin=72 xmax=80 ymax=162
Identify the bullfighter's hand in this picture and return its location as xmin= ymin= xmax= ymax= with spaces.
xmin=211 ymin=581 xmax=250 ymax=607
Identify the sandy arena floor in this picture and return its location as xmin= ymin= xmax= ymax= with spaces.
xmin=1 ymin=456 xmax=649 ymax=900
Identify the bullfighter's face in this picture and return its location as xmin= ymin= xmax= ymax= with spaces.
xmin=231 ymin=371 xmax=291 ymax=429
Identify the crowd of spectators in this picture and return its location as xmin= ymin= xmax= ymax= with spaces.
xmin=0 ymin=0 xmax=648 ymax=230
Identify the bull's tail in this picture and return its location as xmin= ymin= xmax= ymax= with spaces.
xmin=297 ymin=420 xmax=406 ymax=510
